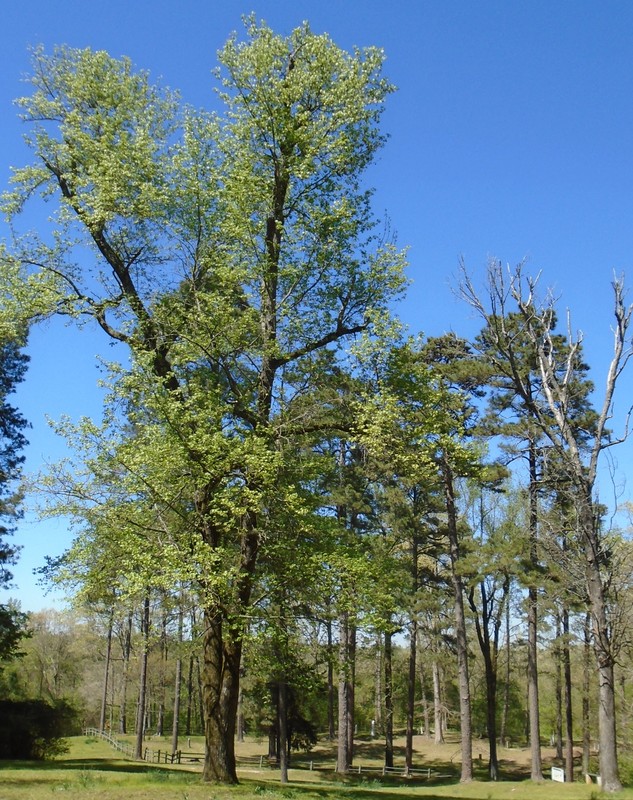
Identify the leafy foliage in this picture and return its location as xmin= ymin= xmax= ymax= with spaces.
xmin=0 ymin=699 xmax=78 ymax=759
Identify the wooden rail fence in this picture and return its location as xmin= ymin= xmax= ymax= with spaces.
xmin=83 ymin=728 xmax=450 ymax=778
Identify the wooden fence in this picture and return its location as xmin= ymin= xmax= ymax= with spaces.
xmin=83 ymin=728 xmax=450 ymax=778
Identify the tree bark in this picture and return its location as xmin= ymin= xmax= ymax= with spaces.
xmin=406 ymin=615 xmax=417 ymax=770
xmin=119 ymin=612 xmax=132 ymax=735
xmin=527 ymin=441 xmax=543 ymax=780
xmin=134 ymin=596 xmax=150 ymax=760
xmin=185 ymin=653 xmax=194 ymax=736
xmin=171 ymin=602 xmax=184 ymax=755
xmin=582 ymin=611 xmax=591 ymax=776
xmin=432 ymin=659 xmax=444 ymax=744
xmin=562 ymin=607 xmax=574 ymax=782
xmin=237 ymin=674 xmax=245 ymax=743
xmin=384 ymin=628 xmax=394 ymax=769
xmin=279 ymin=680 xmax=289 ymax=784
xmin=442 ymin=457 xmax=473 ymax=782
xmin=347 ymin=623 xmax=356 ymax=761
xmin=500 ymin=594 xmax=511 ymax=744
xmin=581 ymin=491 xmax=621 ymax=791
xmin=201 ymin=607 xmax=241 ymax=783
xmin=554 ymin=613 xmax=563 ymax=760
xmin=327 ymin=615 xmax=336 ymax=740
xmin=99 ymin=614 xmax=113 ymax=732
xmin=336 ymin=610 xmax=352 ymax=772
xmin=374 ymin=634 xmax=383 ymax=733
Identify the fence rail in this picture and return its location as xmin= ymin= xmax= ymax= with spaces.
xmin=83 ymin=729 xmax=450 ymax=779
xmin=83 ymin=728 xmax=192 ymax=765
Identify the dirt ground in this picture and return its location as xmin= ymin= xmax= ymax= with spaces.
xmin=234 ymin=732 xmax=567 ymax=778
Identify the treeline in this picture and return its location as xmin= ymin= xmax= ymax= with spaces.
xmin=1 ymin=17 xmax=632 ymax=793
xmin=0 ymin=577 xmax=628 ymax=775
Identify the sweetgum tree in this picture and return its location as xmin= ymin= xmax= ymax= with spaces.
xmin=2 ymin=19 xmax=406 ymax=781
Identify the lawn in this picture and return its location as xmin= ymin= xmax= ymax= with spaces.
xmin=0 ymin=735 xmax=632 ymax=800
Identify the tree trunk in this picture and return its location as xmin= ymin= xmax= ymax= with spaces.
xmin=384 ymin=627 xmax=394 ymax=769
xmin=432 ymin=659 xmax=444 ymax=744
xmin=279 ymin=680 xmax=289 ymax=784
xmin=527 ymin=442 xmax=543 ymax=780
xmin=500 ymin=594 xmax=511 ymax=744
xmin=442 ymin=457 xmax=473 ymax=782
xmin=185 ymin=653 xmax=194 ymax=736
xmin=327 ymin=616 xmax=335 ymax=740
xmin=201 ymin=606 xmax=241 ymax=783
xmin=374 ymin=634 xmax=383 ymax=734
xmin=582 ymin=611 xmax=591 ymax=776
xmin=134 ymin=596 xmax=150 ymax=760
xmin=554 ymin=612 xmax=563 ymax=760
xmin=562 ymin=607 xmax=574 ymax=782
xmin=337 ymin=610 xmax=352 ymax=772
xmin=406 ymin=615 xmax=417 ymax=770
xmin=268 ymin=683 xmax=279 ymax=761
xmin=237 ymin=675 xmax=245 ymax=743
xmin=119 ymin=612 xmax=132 ymax=735
xmin=347 ymin=623 xmax=356 ymax=761
xmin=171 ymin=602 xmax=184 ymax=755
xmin=99 ymin=614 xmax=113 ymax=732
xmin=581 ymin=494 xmax=621 ymax=791
xmin=417 ymin=646 xmax=430 ymax=738
xmin=196 ymin=657 xmax=205 ymax=735
xmin=484 ymin=648 xmax=499 ymax=780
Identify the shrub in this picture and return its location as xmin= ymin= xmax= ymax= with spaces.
xmin=0 ymin=699 xmax=79 ymax=759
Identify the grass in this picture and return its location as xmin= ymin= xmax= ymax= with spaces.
xmin=0 ymin=735 xmax=632 ymax=800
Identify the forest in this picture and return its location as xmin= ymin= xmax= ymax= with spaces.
xmin=1 ymin=17 xmax=633 ymax=795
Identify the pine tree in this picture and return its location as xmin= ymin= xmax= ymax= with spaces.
xmin=0 ymin=333 xmax=29 ymax=663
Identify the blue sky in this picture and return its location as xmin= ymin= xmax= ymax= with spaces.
xmin=3 ymin=1 xmax=633 ymax=610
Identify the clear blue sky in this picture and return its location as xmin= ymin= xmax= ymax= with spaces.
xmin=3 ymin=1 xmax=633 ymax=610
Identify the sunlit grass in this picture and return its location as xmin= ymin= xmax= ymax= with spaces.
xmin=0 ymin=736 xmax=632 ymax=799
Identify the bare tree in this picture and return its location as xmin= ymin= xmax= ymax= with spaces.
xmin=461 ymin=261 xmax=633 ymax=792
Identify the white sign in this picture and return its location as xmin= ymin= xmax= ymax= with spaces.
xmin=551 ymin=767 xmax=565 ymax=783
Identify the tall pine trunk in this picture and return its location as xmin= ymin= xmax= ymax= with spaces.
xmin=336 ymin=610 xmax=354 ymax=772
xmin=171 ymin=602 xmax=184 ymax=755
xmin=99 ymin=614 xmax=113 ymax=732
xmin=384 ymin=628 xmax=394 ymax=769
xmin=442 ymin=457 xmax=473 ymax=781
xmin=119 ymin=612 xmax=132 ymax=734
xmin=554 ymin=613 xmax=564 ymax=760
xmin=563 ymin=607 xmax=574 ymax=782
xmin=527 ymin=442 xmax=543 ymax=780
xmin=581 ymin=491 xmax=620 ymax=791
xmin=278 ymin=680 xmax=289 ymax=783
xmin=406 ymin=616 xmax=417 ymax=769
xmin=582 ymin=611 xmax=592 ymax=776
xmin=134 ymin=596 xmax=150 ymax=760
xmin=432 ymin=660 xmax=444 ymax=744
xmin=327 ymin=615 xmax=336 ymax=740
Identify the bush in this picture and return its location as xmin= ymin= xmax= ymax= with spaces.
xmin=0 ymin=699 xmax=79 ymax=759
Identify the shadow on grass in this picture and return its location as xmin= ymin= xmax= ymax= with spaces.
xmin=241 ymin=778 xmax=465 ymax=800
xmin=286 ymin=736 xmax=534 ymax=790
xmin=0 ymin=758 xmax=196 ymax=778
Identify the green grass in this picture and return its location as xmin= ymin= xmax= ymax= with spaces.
xmin=0 ymin=737 xmax=632 ymax=800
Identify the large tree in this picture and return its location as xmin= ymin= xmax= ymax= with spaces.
xmin=3 ymin=21 xmax=405 ymax=781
